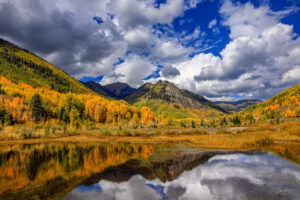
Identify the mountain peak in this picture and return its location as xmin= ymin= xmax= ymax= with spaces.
xmin=103 ymin=82 xmax=136 ymax=99
xmin=131 ymin=80 xmax=226 ymax=112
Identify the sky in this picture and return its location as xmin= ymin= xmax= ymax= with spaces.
xmin=0 ymin=0 xmax=300 ymax=101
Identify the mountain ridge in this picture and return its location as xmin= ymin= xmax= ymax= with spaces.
xmin=239 ymin=84 xmax=300 ymax=120
xmin=83 ymin=81 xmax=137 ymax=99
xmin=85 ymin=79 xmax=226 ymax=114
xmin=127 ymin=80 xmax=227 ymax=120
xmin=215 ymin=99 xmax=262 ymax=112
xmin=103 ymin=82 xmax=136 ymax=99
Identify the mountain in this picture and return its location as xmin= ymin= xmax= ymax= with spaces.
xmin=82 ymin=81 xmax=110 ymax=96
xmin=239 ymin=84 xmax=300 ymax=120
xmin=0 ymin=38 xmax=91 ymax=93
xmin=0 ymin=39 xmax=153 ymax=126
xmin=103 ymin=82 xmax=136 ymax=99
xmin=126 ymin=80 xmax=226 ymax=120
xmin=84 ymin=81 xmax=137 ymax=99
xmin=215 ymin=99 xmax=262 ymax=112
xmin=124 ymin=82 xmax=154 ymax=103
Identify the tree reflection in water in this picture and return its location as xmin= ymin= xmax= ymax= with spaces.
xmin=0 ymin=142 xmax=154 ymax=200
xmin=0 ymin=142 xmax=299 ymax=200
xmin=65 ymin=152 xmax=300 ymax=200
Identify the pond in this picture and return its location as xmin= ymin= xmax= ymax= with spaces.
xmin=0 ymin=142 xmax=299 ymax=200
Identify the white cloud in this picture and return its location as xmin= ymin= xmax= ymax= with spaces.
xmin=158 ymin=0 xmax=300 ymax=100
xmin=208 ymin=19 xmax=217 ymax=28
xmin=108 ymin=0 xmax=185 ymax=28
xmin=101 ymin=55 xmax=157 ymax=87
xmin=0 ymin=0 xmax=197 ymax=83
xmin=151 ymin=40 xmax=192 ymax=61
xmin=1 ymin=0 xmax=299 ymax=100
xmin=124 ymin=26 xmax=153 ymax=52
xmin=63 ymin=153 xmax=300 ymax=200
xmin=220 ymin=0 xmax=279 ymax=39
xmin=281 ymin=66 xmax=300 ymax=85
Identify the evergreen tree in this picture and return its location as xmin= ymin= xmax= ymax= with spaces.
xmin=180 ymin=121 xmax=186 ymax=128
xmin=191 ymin=120 xmax=196 ymax=128
xmin=0 ymin=110 xmax=5 ymax=125
xmin=223 ymin=117 xmax=228 ymax=125
xmin=233 ymin=116 xmax=241 ymax=126
xmin=59 ymin=107 xmax=69 ymax=123
xmin=4 ymin=112 xmax=12 ymax=126
xmin=30 ymin=94 xmax=43 ymax=122
xmin=200 ymin=119 xmax=204 ymax=126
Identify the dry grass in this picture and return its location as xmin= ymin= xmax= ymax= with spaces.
xmin=0 ymin=122 xmax=299 ymax=151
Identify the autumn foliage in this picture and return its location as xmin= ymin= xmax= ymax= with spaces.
xmin=239 ymin=84 xmax=300 ymax=121
xmin=0 ymin=76 xmax=154 ymax=126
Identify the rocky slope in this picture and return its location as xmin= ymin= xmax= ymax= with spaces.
xmin=130 ymin=80 xmax=225 ymax=113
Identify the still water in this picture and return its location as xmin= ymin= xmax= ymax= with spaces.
xmin=0 ymin=142 xmax=299 ymax=200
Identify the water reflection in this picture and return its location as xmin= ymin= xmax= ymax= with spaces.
xmin=0 ymin=143 xmax=155 ymax=200
xmin=0 ymin=142 xmax=300 ymax=200
xmin=64 ymin=153 xmax=300 ymax=200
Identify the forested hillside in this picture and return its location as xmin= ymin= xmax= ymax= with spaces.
xmin=0 ymin=39 xmax=155 ymax=127
xmin=239 ymin=84 xmax=300 ymax=121
xmin=0 ymin=39 xmax=90 ymax=93
xmin=0 ymin=76 xmax=154 ymax=126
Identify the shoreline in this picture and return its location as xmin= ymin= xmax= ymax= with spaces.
xmin=0 ymin=130 xmax=299 ymax=149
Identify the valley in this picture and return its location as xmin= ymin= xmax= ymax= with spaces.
xmin=1 ymin=0 xmax=300 ymax=199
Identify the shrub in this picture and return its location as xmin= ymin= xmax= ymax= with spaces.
xmin=123 ymin=130 xmax=133 ymax=136
xmin=215 ymin=129 xmax=230 ymax=134
xmin=102 ymin=129 xmax=111 ymax=136
xmin=191 ymin=128 xmax=207 ymax=135
xmin=180 ymin=122 xmax=186 ymax=128
xmin=255 ymin=138 xmax=273 ymax=146
xmin=51 ymin=126 xmax=56 ymax=134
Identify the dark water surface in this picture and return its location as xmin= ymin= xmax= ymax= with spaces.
xmin=0 ymin=142 xmax=299 ymax=200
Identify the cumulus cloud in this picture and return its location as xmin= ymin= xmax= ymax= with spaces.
xmin=0 ymin=0 xmax=195 ymax=80
xmin=161 ymin=65 xmax=180 ymax=78
xmin=281 ymin=66 xmax=300 ymax=85
xmin=63 ymin=153 xmax=300 ymax=200
xmin=107 ymin=0 xmax=185 ymax=28
xmin=159 ymin=0 xmax=300 ymax=100
xmin=151 ymin=40 xmax=193 ymax=61
xmin=101 ymin=54 xmax=157 ymax=87
xmin=0 ymin=0 xmax=299 ymax=100
xmin=124 ymin=26 xmax=153 ymax=52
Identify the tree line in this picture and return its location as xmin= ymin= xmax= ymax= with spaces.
xmin=0 ymin=76 xmax=154 ymax=127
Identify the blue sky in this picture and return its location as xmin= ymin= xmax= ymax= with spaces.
xmin=1 ymin=0 xmax=299 ymax=100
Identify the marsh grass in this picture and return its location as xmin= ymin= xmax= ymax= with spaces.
xmin=255 ymin=138 xmax=274 ymax=146
xmin=0 ymin=121 xmax=299 ymax=151
xmin=214 ymin=129 xmax=231 ymax=134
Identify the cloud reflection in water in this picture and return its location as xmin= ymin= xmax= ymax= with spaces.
xmin=63 ymin=153 xmax=300 ymax=200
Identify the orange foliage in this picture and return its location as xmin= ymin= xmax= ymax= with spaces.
xmin=0 ymin=76 xmax=154 ymax=125
xmin=285 ymin=109 xmax=295 ymax=118
xmin=269 ymin=103 xmax=279 ymax=110
xmin=141 ymin=106 xmax=154 ymax=125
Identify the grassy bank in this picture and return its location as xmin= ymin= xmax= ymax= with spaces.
xmin=0 ymin=121 xmax=299 ymax=163
xmin=0 ymin=121 xmax=299 ymax=148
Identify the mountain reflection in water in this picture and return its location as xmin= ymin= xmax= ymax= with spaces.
xmin=0 ymin=142 xmax=299 ymax=200
xmin=64 ymin=153 xmax=300 ymax=200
